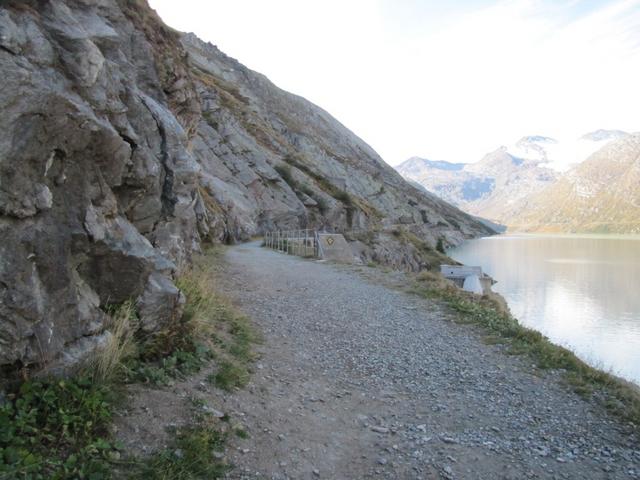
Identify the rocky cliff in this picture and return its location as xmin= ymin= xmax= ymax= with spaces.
xmin=0 ymin=0 xmax=491 ymax=376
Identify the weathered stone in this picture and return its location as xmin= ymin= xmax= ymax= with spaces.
xmin=137 ymin=272 xmax=185 ymax=333
xmin=0 ymin=10 xmax=25 ymax=54
xmin=0 ymin=0 xmax=491 ymax=376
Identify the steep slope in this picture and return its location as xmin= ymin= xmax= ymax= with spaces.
xmin=397 ymin=148 xmax=557 ymax=224
xmin=0 ymin=0 xmax=491 ymax=375
xmin=182 ymin=34 xmax=490 ymax=246
xmin=511 ymin=133 xmax=640 ymax=233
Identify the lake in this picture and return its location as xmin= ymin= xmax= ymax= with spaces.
xmin=449 ymin=234 xmax=640 ymax=386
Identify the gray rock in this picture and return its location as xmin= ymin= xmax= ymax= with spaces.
xmin=137 ymin=272 xmax=185 ymax=334
xmin=0 ymin=0 xmax=491 ymax=375
xmin=371 ymin=426 xmax=390 ymax=434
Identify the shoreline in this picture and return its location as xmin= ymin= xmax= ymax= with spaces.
xmin=413 ymin=269 xmax=640 ymax=427
xmin=448 ymin=233 xmax=640 ymax=389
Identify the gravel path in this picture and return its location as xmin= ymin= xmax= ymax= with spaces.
xmin=215 ymin=242 xmax=639 ymax=479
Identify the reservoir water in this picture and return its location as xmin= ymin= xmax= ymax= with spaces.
xmin=449 ymin=234 xmax=640 ymax=385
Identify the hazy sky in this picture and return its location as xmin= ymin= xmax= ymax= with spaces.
xmin=148 ymin=0 xmax=640 ymax=165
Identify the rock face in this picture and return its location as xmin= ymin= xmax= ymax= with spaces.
xmin=0 ymin=0 xmax=491 ymax=375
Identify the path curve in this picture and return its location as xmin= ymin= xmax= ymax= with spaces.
xmin=216 ymin=242 xmax=638 ymax=480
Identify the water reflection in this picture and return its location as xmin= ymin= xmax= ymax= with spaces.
xmin=449 ymin=234 xmax=640 ymax=385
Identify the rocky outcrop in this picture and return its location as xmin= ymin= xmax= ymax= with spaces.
xmin=0 ymin=0 xmax=491 ymax=376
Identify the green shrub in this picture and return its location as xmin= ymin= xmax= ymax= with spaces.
xmin=0 ymin=376 xmax=120 ymax=479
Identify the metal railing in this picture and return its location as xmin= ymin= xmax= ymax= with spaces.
xmin=264 ymin=229 xmax=319 ymax=258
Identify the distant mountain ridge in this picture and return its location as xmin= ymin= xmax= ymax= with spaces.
xmin=396 ymin=130 xmax=640 ymax=233
xmin=581 ymin=129 xmax=628 ymax=142
xmin=511 ymin=133 xmax=640 ymax=233
xmin=396 ymin=145 xmax=558 ymax=224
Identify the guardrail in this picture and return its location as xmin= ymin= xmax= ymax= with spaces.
xmin=264 ymin=229 xmax=320 ymax=258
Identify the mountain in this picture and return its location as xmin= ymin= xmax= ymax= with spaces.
xmin=396 ymin=147 xmax=558 ymax=224
xmin=511 ymin=133 xmax=640 ymax=233
xmin=396 ymin=130 xmax=635 ymax=228
xmin=581 ymin=129 xmax=628 ymax=142
xmin=0 ymin=0 xmax=491 ymax=373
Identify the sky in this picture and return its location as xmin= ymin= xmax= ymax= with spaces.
xmin=148 ymin=0 xmax=640 ymax=166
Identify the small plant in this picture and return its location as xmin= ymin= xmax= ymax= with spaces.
xmin=0 ymin=376 xmax=120 ymax=479
xmin=131 ymin=418 xmax=229 ymax=480
xmin=436 ymin=237 xmax=446 ymax=254
xmin=125 ymin=344 xmax=213 ymax=386
xmin=208 ymin=361 xmax=249 ymax=391
xmin=233 ymin=427 xmax=249 ymax=439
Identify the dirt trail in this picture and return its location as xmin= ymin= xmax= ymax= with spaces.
xmin=210 ymin=242 xmax=638 ymax=479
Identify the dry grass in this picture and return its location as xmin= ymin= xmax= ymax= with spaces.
xmin=92 ymin=301 xmax=138 ymax=382
xmin=197 ymin=185 xmax=224 ymax=216
xmin=174 ymin=247 xmax=259 ymax=387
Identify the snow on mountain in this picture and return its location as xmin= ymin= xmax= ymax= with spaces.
xmin=505 ymin=131 xmax=629 ymax=172
xmin=395 ymin=130 xmax=632 ymax=228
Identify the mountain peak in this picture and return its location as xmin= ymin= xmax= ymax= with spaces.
xmin=516 ymin=135 xmax=558 ymax=145
xmin=580 ymin=129 xmax=628 ymax=142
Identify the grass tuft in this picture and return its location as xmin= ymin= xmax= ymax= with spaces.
xmin=94 ymin=301 xmax=138 ymax=383
xmin=124 ymin=246 xmax=258 ymax=387
xmin=207 ymin=361 xmax=250 ymax=391
xmin=130 ymin=417 xmax=229 ymax=480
